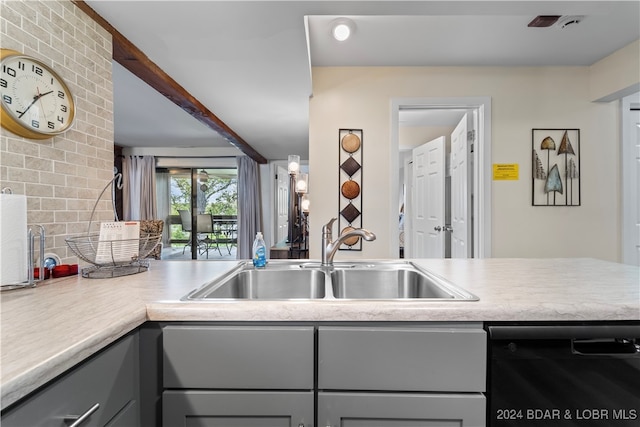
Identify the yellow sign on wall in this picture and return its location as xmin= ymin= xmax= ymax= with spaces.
xmin=493 ymin=164 xmax=519 ymax=180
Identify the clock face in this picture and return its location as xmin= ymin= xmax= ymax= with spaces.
xmin=0 ymin=50 xmax=75 ymax=139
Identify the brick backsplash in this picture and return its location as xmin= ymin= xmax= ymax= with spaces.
xmin=1 ymin=0 xmax=114 ymax=264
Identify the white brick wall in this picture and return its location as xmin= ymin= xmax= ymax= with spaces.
xmin=1 ymin=0 xmax=114 ymax=264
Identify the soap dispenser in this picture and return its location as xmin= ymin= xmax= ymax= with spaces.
xmin=252 ymin=232 xmax=267 ymax=268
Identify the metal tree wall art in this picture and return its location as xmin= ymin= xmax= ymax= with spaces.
xmin=532 ymin=129 xmax=580 ymax=206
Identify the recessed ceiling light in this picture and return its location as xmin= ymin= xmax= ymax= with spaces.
xmin=331 ymin=18 xmax=356 ymax=42
xmin=333 ymin=23 xmax=351 ymax=41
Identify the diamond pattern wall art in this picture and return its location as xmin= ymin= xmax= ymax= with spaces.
xmin=339 ymin=129 xmax=363 ymax=250
xmin=532 ymin=128 xmax=580 ymax=206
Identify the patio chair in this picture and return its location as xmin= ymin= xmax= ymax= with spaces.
xmin=196 ymin=214 xmax=222 ymax=258
xmin=178 ymin=210 xmax=193 ymax=254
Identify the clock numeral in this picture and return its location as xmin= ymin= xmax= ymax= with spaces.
xmin=2 ymin=94 xmax=11 ymax=104
xmin=17 ymin=61 xmax=25 ymax=71
xmin=61 ymin=104 xmax=68 ymax=113
xmin=57 ymin=116 xmax=64 ymax=124
xmin=57 ymin=91 xmax=65 ymax=99
xmin=0 ymin=78 xmax=6 ymax=88
xmin=31 ymin=65 xmax=43 ymax=76
xmin=31 ymin=119 xmax=40 ymax=129
xmin=2 ymin=66 xmax=16 ymax=78
xmin=48 ymin=121 xmax=55 ymax=130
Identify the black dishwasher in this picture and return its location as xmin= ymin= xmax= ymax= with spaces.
xmin=486 ymin=322 xmax=640 ymax=426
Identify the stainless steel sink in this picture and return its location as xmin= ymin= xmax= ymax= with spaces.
xmin=181 ymin=261 xmax=477 ymax=301
xmin=183 ymin=263 xmax=326 ymax=300
xmin=330 ymin=263 xmax=478 ymax=300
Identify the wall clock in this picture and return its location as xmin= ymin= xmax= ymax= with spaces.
xmin=0 ymin=49 xmax=75 ymax=139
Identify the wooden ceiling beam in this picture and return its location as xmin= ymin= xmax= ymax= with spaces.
xmin=72 ymin=1 xmax=267 ymax=164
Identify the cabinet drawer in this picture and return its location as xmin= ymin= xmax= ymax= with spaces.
xmin=163 ymin=325 xmax=314 ymax=389
xmin=163 ymin=390 xmax=314 ymax=427
xmin=319 ymin=392 xmax=486 ymax=426
xmin=318 ymin=326 xmax=486 ymax=392
xmin=2 ymin=334 xmax=138 ymax=427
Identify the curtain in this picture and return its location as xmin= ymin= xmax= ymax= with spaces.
xmin=236 ymin=156 xmax=263 ymax=259
xmin=123 ymin=155 xmax=157 ymax=220
xmin=155 ymin=170 xmax=171 ymax=247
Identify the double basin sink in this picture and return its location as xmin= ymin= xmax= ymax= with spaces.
xmin=182 ymin=260 xmax=478 ymax=301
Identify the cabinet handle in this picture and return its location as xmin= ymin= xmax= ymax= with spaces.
xmin=64 ymin=403 xmax=99 ymax=427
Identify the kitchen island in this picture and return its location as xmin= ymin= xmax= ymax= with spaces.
xmin=1 ymin=257 xmax=638 ymax=412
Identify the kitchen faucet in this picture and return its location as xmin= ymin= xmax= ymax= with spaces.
xmin=321 ymin=218 xmax=376 ymax=267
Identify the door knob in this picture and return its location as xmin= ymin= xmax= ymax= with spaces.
xmin=434 ymin=226 xmax=442 ymax=231
xmin=444 ymin=225 xmax=453 ymax=232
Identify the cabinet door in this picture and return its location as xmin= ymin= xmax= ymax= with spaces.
xmin=319 ymin=392 xmax=485 ymax=427
xmin=163 ymin=391 xmax=314 ymax=427
xmin=105 ymin=400 xmax=138 ymax=427
xmin=2 ymin=333 xmax=139 ymax=427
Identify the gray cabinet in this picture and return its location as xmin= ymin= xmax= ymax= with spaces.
xmin=163 ymin=325 xmax=314 ymax=389
xmin=1 ymin=333 xmax=139 ymax=427
xmin=104 ymin=400 xmax=139 ymax=427
xmin=160 ymin=323 xmax=486 ymax=426
xmin=161 ymin=325 xmax=314 ymax=426
xmin=318 ymin=325 xmax=486 ymax=391
xmin=163 ymin=391 xmax=314 ymax=426
xmin=317 ymin=325 xmax=486 ymax=426
xmin=319 ymin=392 xmax=486 ymax=426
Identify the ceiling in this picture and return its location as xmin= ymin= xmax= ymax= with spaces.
xmin=84 ymin=1 xmax=640 ymax=161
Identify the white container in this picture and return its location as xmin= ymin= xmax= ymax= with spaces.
xmin=0 ymin=193 xmax=28 ymax=285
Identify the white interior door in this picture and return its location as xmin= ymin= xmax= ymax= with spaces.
xmin=631 ymin=107 xmax=640 ymax=265
xmin=450 ymin=114 xmax=472 ymax=258
xmin=412 ymin=136 xmax=446 ymax=258
xmin=403 ymin=155 xmax=413 ymax=258
xmin=622 ymin=95 xmax=640 ymax=265
xmin=276 ymin=165 xmax=289 ymax=244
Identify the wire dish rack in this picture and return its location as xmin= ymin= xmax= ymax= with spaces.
xmin=65 ymin=173 xmax=162 ymax=278
xmin=66 ymin=232 xmax=161 ymax=278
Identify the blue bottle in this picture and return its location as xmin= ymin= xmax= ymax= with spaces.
xmin=252 ymin=232 xmax=267 ymax=268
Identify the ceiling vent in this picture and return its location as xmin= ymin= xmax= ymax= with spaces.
xmin=528 ymin=15 xmax=561 ymax=27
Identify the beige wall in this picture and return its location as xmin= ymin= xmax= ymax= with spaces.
xmin=590 ymin=40 xmax=640 ymax=102
xmin=309 ymin=56 xmax=637 ymax=261
xmin=0 ymin=0 xmax=114 ymax=264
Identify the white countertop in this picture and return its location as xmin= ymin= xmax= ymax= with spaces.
xmin=1 ymin=257 xmax=638 ymax=409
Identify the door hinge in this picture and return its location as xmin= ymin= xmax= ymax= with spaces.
xmin=467 ymin=129 xmax=476 ymax=142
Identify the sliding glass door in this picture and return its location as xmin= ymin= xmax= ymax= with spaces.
xmin=160 ymin=167 xmax=237 ymax=259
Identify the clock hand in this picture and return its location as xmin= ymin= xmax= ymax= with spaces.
xmin=18 ymin=94 xmax=40 ymax=119
xmin=36 ymin=89 xmax=53 ymax=123
xmin=17 ymin=89 xmax=53 ymax=119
